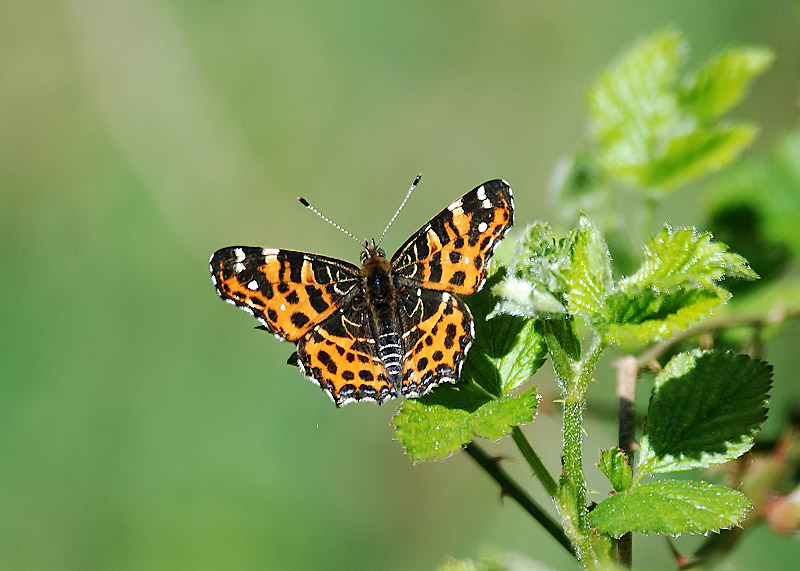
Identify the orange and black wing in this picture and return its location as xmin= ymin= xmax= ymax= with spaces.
xmin=396 ymin=287 xmax=474 ymax=397
xmin=210 ymin=247 xmax=360 ymax=341
xmin=297 ymin=302 xmax=396 ymax=406
xmin=390 ymin=179 xmax=514 ymax=295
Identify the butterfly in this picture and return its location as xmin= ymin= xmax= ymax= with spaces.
xmin=210 ymin=179 xmax=514 ymax=407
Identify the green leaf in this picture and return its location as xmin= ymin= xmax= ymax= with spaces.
xmin=589 ymin=480 xmax=752 ymax=538
xmin=680 ymin=47 xmax=774 ymax=121
xmin=563 ymin=214 xmax=613 ymax=327
xmin=598 ymin=448 xmax=632 ymax=492
xmin=465 ymin=271 xmax=547 ymax=395
xmin=585 ymin=30 xmax=770 ymax=192
xmin=607 ymin=288 xmax=727 ymax=346
xmin=392 ymin=386 xmax=540 ymax=462
xmin=622 ymin=226 xmax=757 ymax=290
xmin=640 ymin=124 xmax=757 ymax=189
xmin=588 ymin=30 xmax=686 ymax=177
xmin=605 ymin=226 xmax=757 ymax=345
xmin=638 ymin=350 xmax=772 ymax=476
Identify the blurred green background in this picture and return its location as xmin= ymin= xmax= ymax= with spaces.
xmin=2 ymin=1 xmax=799 ymax=569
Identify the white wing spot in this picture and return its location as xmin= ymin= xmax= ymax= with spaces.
xmin=247 ymin=280 xmax=259 ymax=290
xmin=478 ymin=221 xmax=488 ymax=233
xmin=482 ymin=198 xmax=492 ymax=209
xmin=476 ymin=185 xmax=487 ymax=200
xmin=234 ymin=262 xmax=246 ymax=274
xmin=447 ymin=199 xmax=463 ymax=212
xmin=280 ymin=303 xmax=286 ymax=311
xmin=262 ymin=248 xmax=279 ymax=256
xmin=234 ymin=248 xmax=246 ymax=262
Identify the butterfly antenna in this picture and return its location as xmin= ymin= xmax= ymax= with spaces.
xmin=297 ymin=196 xmax=364 ymax=247
xmin=377 ymin=173 xmax=422 ymax=247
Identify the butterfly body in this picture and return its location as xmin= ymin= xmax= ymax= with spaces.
xmin=211 ymin=179 xmax=514 ymax=407
xmin=359 ymin=244 xmax=404 ymax=387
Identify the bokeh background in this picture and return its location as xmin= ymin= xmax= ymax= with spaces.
xmin=2 ymin=1 xmax=799 ymax=569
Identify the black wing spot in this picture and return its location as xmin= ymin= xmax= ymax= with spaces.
xmin=416 ymin=357 xmax=429 ymax=372
xmin=449 ymin=271 xmax=466 ymax=286
xmin=428 ymin=251 xmax=443 ymax=283
xmin=285 ymin=290 xmax=300 ymax=305
xmin=359 ymin=369 xmax=374 ymax=382
xmin=290 ymin=312 xmax=310 ymax=328
xmin=432 ymin=350 xmax=443 ymax=361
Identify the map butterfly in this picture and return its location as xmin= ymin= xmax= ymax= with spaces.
xmin=210 ymin=179 xmax=514 ymax=407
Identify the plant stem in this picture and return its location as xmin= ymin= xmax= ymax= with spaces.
xmin=464 ymin=442 xmax=575 ymax=557
xmin=544 ymin=319 xmax=608 ymax=567
xmin=613 ymin=355 xmax=638 ymax=567
xmin=511 ymin=426 xmax=558 ymax=498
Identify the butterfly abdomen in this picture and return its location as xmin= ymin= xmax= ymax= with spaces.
xmin=361 ymin=249 xmax=404 ymax=386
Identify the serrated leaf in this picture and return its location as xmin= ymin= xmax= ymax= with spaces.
xmin=472 ymin=388 xmax=542 ymax=440
xmin=606 ymin=288 xmax=727 ymax=346
xmin=589 ymin=480 xmax=752 ymax=538
xmin=564 ymin=215 xmax=613 ymax=326
xmin=606 ymin=226 xmax=757 ymax=345
xmin=622 ymin=226 xmax=757 ymax=291
xmin=392 ymin=387 xmax=540 ymax=462
xmin=638 ymin=350 xmax=772 ymax=475
xmin=640 ymin=124 xmax=757 ymax=190
xmin=598 ymin=448 xmax=632 ymax=492
xmin=680 ymin=47 xmax=774 ymax=121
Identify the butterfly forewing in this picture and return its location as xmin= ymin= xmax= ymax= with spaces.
xmin=390 ymin=179 xmax=514 ymax=295
xmin=210 ymin=247 xmax=360 ymax=342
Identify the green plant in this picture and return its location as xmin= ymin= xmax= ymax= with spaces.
xmin=392 ymin=30 xmax=800 ymax=569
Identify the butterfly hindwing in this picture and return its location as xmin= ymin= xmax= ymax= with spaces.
xmin=390 ymin=179 xmax=514 ymax=295
xmin=210 ymin=247 xmax=360 ymax=342
xmin=297 ymin=303 xmax=396 ymax=406
xmin=397 ymin=287 xmax=474 ymax=397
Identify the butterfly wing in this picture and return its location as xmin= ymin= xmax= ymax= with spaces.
xmin=390 ymin=179 xmax=514 ymax=295
xmin=396 ymin=287 xmax=474 ymax=397
xmin=210 ymin=247 xmax=360 ymax=341
xmin=297 ymin=302 xmax=397 ymax=406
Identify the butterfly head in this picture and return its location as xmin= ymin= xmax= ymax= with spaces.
xmin=361 ymin=238 xmax=386 ymax=264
